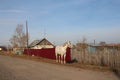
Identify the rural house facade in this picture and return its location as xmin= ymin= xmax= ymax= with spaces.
xmin=29 ymin=38 xmax=55 ymax=49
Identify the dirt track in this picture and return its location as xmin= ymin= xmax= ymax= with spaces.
xmin=0 ymin=55 xmax=119 ymax=80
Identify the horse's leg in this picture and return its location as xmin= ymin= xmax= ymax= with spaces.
xmin=63 ymin=54 xmax=66 ymax=64
xmin=58 ymin=55 xmax=60 ymax=63
xmin=61 ymin=55 xmax=63 ymax=64
xmin=56 ymin=53 xmax=58 ymax=63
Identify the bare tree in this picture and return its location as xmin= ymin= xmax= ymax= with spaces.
xmin=9 ymin=24 xmax=29 ymax=48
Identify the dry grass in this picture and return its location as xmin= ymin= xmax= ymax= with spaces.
xmin=71 ymin=48 xmax=120 ymax=77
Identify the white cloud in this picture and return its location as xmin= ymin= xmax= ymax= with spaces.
xmin=40 ymin=0 xmax=94 ymax=11
xmin=0 ymin=9 xmax=26 ymax=14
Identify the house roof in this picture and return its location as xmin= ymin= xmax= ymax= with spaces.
xmin=88 ymin=43 xmax=101 ymax=47
xmin=105 ymin=44 xmax=120 ymax=47
xmin=29 ymin=38 xmax=55 ymax=48
xmin=89 ymin=43 xmax=120 ymax=49
xmin=29 ymin=40 xmax=40 ymax=47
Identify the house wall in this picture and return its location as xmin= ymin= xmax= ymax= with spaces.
xmin=13 ymin=48 xmax=24 ymax=55
xmin=31 ymin=45 xmax=54 ymax=49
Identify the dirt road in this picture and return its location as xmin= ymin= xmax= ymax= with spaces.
xmin=0 ymin=55 xmax=119 ymax=80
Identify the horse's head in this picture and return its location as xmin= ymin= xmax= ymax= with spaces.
xmin=63 ymin=41 xmax=73 ymax=48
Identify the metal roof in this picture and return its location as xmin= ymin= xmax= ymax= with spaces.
xmin=28 ymin=40 xmax=40 ymax=47
xmin=28 ymin=38 xmax=55 ymax=48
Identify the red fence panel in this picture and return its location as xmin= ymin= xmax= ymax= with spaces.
xmin=66 ymin=48 xmax=71 ymax=62
xmin=24 ymin=48 xmax=71 ymax=62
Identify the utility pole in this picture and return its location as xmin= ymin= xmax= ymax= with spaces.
xmin=26 ymin=20 xmax=29 ymax=48
xmin=94 ymin=40 xmax=96 ymax=45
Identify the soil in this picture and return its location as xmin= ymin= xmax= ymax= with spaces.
xmin=0 ymin=53 xmax=119 ymax=80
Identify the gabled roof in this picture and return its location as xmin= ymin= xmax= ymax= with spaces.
xmin=29 ymin=38 xmax=55 ymax=48
xmin=29 ymin=40 xmax=40 ymax=47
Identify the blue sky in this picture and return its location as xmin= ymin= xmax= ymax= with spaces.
xmin=0 ymin=0 xmax=120 ymax=45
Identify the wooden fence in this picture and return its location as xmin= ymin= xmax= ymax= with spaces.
xmin=71 ymin=48 xmax=120 ymax=70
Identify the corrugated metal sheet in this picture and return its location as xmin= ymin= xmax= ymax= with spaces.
xmin=24 ymin=48 xmax=71 ymax=62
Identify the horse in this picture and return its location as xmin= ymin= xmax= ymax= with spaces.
xmin=55 ymin=41 xmax=73 ymax=64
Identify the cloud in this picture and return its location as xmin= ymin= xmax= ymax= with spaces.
xmin=0 ymin=9 xmax=26 ymax=14
xmin=40 ymin=0 xmax=94 ymax=10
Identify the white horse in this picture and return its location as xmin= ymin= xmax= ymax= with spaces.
xmin=55 ymin=41 xmax=73 ymax=64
